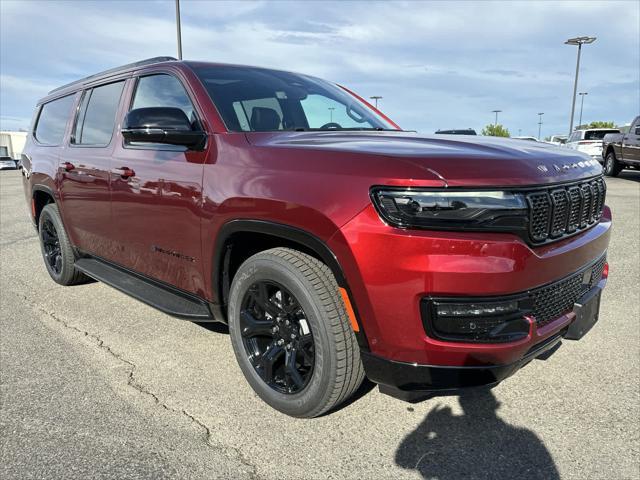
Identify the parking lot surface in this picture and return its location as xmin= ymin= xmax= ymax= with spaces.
xmin=1 ymin=169 xmax=639 ymax=479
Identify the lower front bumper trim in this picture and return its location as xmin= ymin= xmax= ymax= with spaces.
xmin=362 ymin=332 xmax=564 ymax=402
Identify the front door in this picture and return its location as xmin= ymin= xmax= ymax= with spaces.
xmin=624 ymin=117 xmax=640 ymax=164
xmin=109 ymin=73 xmax=208 ymax=296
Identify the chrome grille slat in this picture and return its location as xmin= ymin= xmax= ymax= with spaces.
xmin=526 ymin=177 xmax=606 ymax=244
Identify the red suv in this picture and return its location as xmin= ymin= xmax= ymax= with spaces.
xmin=21 ymin=57 xmax=610 ymax=417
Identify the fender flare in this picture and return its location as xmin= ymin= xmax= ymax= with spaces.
xmin=212 ymin=219 xmax=369 ymax=349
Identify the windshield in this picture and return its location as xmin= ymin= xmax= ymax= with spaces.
xmin=192 ymin=65 xmax=397 ymax=132
xmin=584 ymin=130 xmax=619 ymax=140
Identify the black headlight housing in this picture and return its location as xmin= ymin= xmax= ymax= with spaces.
xmin=421 ymin=295 xmax=533 ymax=343
xmin=371 ymin=187 xmax=528 ymax=232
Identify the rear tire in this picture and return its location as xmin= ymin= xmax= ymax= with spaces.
xmin=603 ymin=151 xmax=622 ymax=177
xmin=38 ymin=203 xmax=88 ymax=286
xmin=228 ymin=247 xmax=364 ymax=418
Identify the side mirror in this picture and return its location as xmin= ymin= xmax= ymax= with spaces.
xmin=122 ymin=107 xmax=206 ymax=150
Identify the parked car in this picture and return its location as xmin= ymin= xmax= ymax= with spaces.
xmin=549 ymin=134 xmax=568 ymax=146
xmin=21 ymin=57 xmax=611 ymax=417
xmin=435 ymin=129 xmax=477 ymax=135
xmin=512 ymin=136 xmax=539 ymax=142
xmin=601 ymin=116 xmax=640 ymax=176
xmin=0 ymin=156 xmax=17 ymax=170
xmin=566 ymin=128 xmax=620 ymax=161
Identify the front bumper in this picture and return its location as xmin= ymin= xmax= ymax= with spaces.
xmin=362 ymin=280 xmax=605 ymax=401
xmin=331 ymin=203 xmax=611 ymax=370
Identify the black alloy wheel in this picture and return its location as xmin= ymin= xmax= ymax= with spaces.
xmin=239 ymin=281 xmax=315 ymax=394
xmin=41 ymin=217 xmax=62 ymax=275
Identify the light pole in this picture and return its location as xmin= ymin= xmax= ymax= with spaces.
xmin=370 ymin=96 xmax=383 ymax=109
xmin=565 ymin=36 xmax=596 ymax=136
xmin=578 ymin=92 xmax=588 ymax=127
xmin=492 ymin=110 xmax=502 ymax=126
xmin=175 ymin=0 xmax=183 ymax=59
xmin=537 ymin=112 xmax=544 ymax=140
xmin=328 ymin=107 xmax=335 ymax=123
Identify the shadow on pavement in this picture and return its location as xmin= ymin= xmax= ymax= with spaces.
xmin=395 ymin=388 xmax=559 ymax=480
xmin=616 ymin=170 xmax=640 ymax=183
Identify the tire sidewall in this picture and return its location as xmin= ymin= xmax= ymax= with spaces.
xmin=604 ymin=154 xmax=614 ymax=175
xmin=38 ymin=204 xmax=72 ymax=284
xmin=228 ymin=256 xmax=337 ymax=417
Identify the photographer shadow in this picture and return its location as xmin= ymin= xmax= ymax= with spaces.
xmin=395 ymin=388 xmax=559 ymax=480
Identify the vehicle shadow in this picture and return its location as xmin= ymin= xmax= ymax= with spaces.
xmin=617 ymin=170 xmax=640 ymax=183
xmin=395 ymin=387 xmax=559 ymax=480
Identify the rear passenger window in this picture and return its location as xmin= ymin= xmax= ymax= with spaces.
xmin=34 ymin=95 xmax=75 ymax=145
xmin=131 ymin=74 xmax=198 ymax=128
xmin=73 ymin=81 xmax=125 ymax=146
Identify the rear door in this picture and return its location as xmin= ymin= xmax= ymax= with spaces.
xmin=109 ymin=72 xmax=208 ymax=296
xmin=59 ymin=80 xmax=126 ymax=255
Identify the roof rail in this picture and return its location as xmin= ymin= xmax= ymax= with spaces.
xmin=48 ymin=56 xmax=178 ymax=95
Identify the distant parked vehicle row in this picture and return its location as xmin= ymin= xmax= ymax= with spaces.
xmin=0 ymin=156 xmax=18 ymax=170
xmin=601 ymin=116 xmax=640 ymax=176
xmin=512 ymin=136 xmax=539 ymax=142
xmin=548 ymin=135 xmax=568 ymax=146
xmin=434 ymin=129 xmax=477 ymax=135
xmin=566 ymin=128 xmax=621 ymax=163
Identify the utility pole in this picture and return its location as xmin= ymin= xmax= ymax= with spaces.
xmin=537 ymin=112 xmax=544 ymax=140
xmin=578 ymin=92 xmax=588 ymax=127
xmin=492 ymin=110 xmax=502 ymax=126
xmin=565 ymin=36 xmax=596 ymax=136
xmin=370 ymin=96 xmax=383 ymax=109
xmin=175 ymin=0 xmax=183 ymax=60
xmin=328 ymin=107 xmax=335 ymax=123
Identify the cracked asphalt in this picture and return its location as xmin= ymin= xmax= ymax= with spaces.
xmin=1 ymin=169 xmax=639 ymax=479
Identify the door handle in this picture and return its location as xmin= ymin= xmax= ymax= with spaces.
xmin=63 ymin=162 xmax=75 ymax=172
xmin=112 ymin=167 xmax=135 ymax=179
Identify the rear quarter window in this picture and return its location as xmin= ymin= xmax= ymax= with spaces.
xmin=34 ymin=94 xmax=76 ymax=145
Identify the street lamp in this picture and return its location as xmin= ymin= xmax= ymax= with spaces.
xmin=492 ymin=110 xmax=502 ymax=126
xmin=578 ymin=92 xmax=588 ymax=127
xmin=565 ymin=36 xmax=596 ymax=136
xmin=537 ymin=112 xmax=544 ymax=140
xmin=328 ymin=107 xmax=335 ymax=123
xmin=370 ymin=96 xmax=383 ymax=109
xmin=175 ymin=0 xmax=183 ymax=59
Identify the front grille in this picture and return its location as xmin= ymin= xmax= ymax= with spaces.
xmin=526 ymin=177 xmax=606 ymax=244
xmin=531 ymin=255 xmax=606 ymax=327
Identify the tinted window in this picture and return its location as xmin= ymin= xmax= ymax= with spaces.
xmin=132 ymin=74 xmax=197 ymax=126
xmin=34 ymin=95 xmax=75 ymax=145
xmin=193 ymin=66 xmax=396 ymax=132
xmin=584 ymin=130 xmax=620 ymax=140
xmin=73 ymin=81 xmax=125 ymax=146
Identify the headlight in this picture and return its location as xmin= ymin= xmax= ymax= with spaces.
xmin=371 ymin=188 xmax=528 ymax=231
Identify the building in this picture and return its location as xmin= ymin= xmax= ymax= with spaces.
xmin=0 ymin=131 xmax=28 ymax=159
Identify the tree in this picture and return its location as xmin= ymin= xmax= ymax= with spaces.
xmin=481 ymin=124 xmax=510 ymax=137
xmin=575 ymin=121 xmax=615 ymax=130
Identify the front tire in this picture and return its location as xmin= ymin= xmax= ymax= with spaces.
xmin=228 ymin=248 xmax=364 ymax=418
xmin=603 ymin=151 xmax=622 ymax=177
xmin=38 ymin=203 xmax=88 ymax=285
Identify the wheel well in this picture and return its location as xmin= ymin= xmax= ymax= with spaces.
xmin=219 ymin=231 xmax=323 ymax=308
xmin=605 ymin=146 xmax=615 ymax=158
xmin=33 ymin=190 xmax=54 ymax=227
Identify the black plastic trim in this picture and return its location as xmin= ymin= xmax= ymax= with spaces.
xmin=363 ymin=331 xmax=564 ymax=402
xmin=75 ymin=255 xmax=215 ymax=321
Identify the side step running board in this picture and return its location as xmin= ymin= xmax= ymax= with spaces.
xmin=75 ymin=258 xmax=214 ymax=321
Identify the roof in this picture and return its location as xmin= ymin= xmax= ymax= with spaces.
xmin=48 ymin=56 xmax=178 ymax=95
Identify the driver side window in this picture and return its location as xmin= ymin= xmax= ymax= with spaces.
xmin=300 ymin=94 xmax=373 ymax=129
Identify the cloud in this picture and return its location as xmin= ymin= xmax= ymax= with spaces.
xmin=1 ymin=0 xmax=638 ymax=135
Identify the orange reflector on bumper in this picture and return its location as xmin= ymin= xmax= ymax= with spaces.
xmin=338 ymin=287 xmax=359 ymax=332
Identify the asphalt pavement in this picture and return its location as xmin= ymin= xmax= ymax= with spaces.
xmin=1 ymin=169 xmax=638 ymax=479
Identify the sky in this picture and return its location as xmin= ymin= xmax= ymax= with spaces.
xmin=1 ymin=0 xmax=638 ymax=138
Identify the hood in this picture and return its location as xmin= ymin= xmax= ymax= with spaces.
xmin=246 ymin=131 xmax=602 ymax=187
